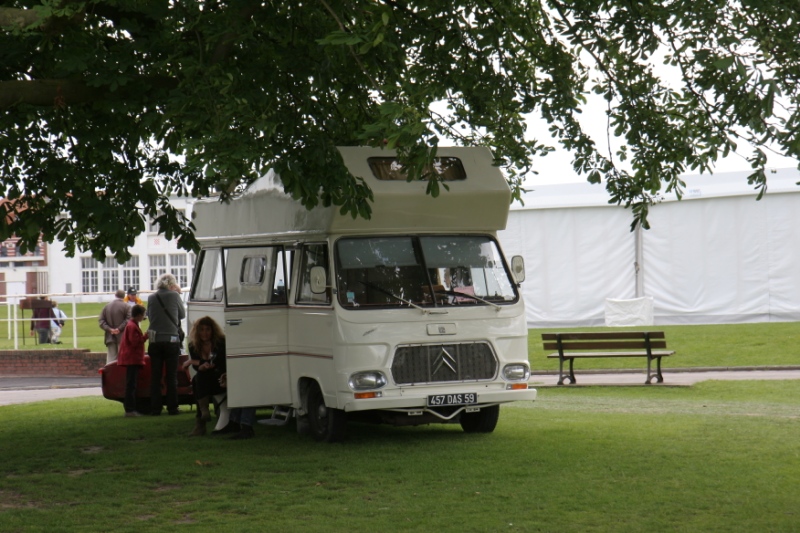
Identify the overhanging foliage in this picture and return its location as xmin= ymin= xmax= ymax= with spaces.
xmin=1 ymin=1 xmax=798 ymax=259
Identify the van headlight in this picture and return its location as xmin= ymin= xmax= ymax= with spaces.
xmin=348 ymin=371 xmax=388 ymax=391
xmin=502 ymin=364 xmax=530 ymax=381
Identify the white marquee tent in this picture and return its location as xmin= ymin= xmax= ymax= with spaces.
xmin=498 ymin=167 xmax=800 ymax=327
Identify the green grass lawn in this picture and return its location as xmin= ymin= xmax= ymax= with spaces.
xmin=528 ymin=322 xmax=800 ymax=371
xmin=1 ymin=380 xmax=798 ymax=532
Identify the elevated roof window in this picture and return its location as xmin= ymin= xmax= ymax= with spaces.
xmin=367 ymin=157 xmax=466 ymax=181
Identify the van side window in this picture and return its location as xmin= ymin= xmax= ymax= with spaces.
xmin=224 ymin=246 xmax=288 ymax=306
xmin=190 ymin=249 xmax=224 ymax=302
xmin=296 ymin=243 xmax=330 ymax=305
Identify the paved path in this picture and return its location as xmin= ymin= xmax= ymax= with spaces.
xmin=1 ymin=368 xmax=800 ymax=406
xmin=0 ymin=376 xmax=102 ymax=406
xmin=0 ymin=387 xmax=103 ymax=406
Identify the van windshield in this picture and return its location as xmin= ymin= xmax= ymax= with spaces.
xmin=335 ymin=236 xmax=518 ymax=309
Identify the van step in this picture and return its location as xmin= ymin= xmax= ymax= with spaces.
xmin=258 ymin=405 xmax=294 ymax=426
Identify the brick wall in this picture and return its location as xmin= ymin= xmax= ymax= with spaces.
xmin=0 ymin=350 xmax=107 ymax=377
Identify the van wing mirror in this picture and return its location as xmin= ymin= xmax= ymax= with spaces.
xmin=510 ymin=255 xmax=525 ymax=283
xmin=309 ymin=265 xmax=327 ymax=294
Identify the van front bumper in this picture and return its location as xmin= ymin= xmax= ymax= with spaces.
xmin=338 ymin=383 xmax=537 ymax=413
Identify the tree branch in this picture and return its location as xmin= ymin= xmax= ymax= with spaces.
xmin=208 ymin=3 xmax=260 ymax=65
xmin=0 ymin=80 xmax=103 ymax=108
xmin=0 ymin=77 xmax=179 ymax=109
xmin=319 ymin=0 xmax=382 ymax=94
xmin=0 ymin=7 xmax=45 ymax=30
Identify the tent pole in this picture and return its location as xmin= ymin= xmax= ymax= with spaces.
xmin=634 ymin=224 xmax=643 ymax=298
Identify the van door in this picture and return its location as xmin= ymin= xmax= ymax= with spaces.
xmin=288 ymin=242 xmax=335 ymax=385
xmin=221 ymin=246 xmax=293 ymax=408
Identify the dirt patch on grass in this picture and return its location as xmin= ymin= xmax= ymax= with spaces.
xmin=153 ymin=484 xmax=181 ymax=492
xmin=0 ymin=490 xmax=42 ymax=509
xmin=174 ymin=513 xmax=196 ymax=524
xmin=81 ymin=445 xmax=104 ymax=454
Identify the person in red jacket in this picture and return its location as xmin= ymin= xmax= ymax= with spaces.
xmin=117 ymin=304 xmax=148 ymax=417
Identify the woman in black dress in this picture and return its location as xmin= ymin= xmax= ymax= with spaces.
xmin=185 ymin=316 xmax=226 ymax=436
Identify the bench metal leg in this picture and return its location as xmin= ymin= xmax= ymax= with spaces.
xmin=645 ymin=356 xmax=664 ymax=384
xmin=557 ymin=357 xmax=576 ymax=385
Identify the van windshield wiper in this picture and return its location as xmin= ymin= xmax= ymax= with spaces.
xmin=359 ymin=281 xmax=445 ymax=315
xmin=433 ymin=289 xmax=502 ymax=311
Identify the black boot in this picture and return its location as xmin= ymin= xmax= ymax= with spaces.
xmin=189 ymin=419 xmax=206 ymax=437
xmin=211 ymin=421 xmax=240 ymax=436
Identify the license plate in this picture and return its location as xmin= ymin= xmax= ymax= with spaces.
xmin=427 ymin=393 xmax=477 ymax=406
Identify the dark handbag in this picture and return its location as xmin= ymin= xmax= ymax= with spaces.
xmin=154 ymin=293 xmax=185 ymax=342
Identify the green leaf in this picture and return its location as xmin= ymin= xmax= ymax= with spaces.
xmin=713 ymin=56 xmax=735 ymax=70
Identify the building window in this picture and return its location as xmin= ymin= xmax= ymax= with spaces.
xmin=122 ymin=256 xmax=140 ymax=291
xmin=170 ymin=254 xmax=188 ymax=289
xmin=102 ymin=256 xmax=121 ymax=293
xmin=82 ymin=256 xmax=136 ymax=294
xmin=148 ymin=253 xmax=190 ymax=290
xmin=149 ymin=255 xmax=167 ymax=290
xmin=81 ymin=257 xmax=99 ymax=293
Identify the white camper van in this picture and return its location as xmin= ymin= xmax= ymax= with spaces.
xmin=187 ymin=146 xmax=536 ymax=441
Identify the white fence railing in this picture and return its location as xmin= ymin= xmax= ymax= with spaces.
xmin=3 ymin=290 xmax=187 ymax=350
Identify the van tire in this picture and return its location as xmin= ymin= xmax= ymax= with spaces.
xmin=459 ymin=405 xmax=500 ymax=433
xmin=307 ymin=383 xmax=347 ymax=442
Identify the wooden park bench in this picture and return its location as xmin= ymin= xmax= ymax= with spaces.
xmin=541 ymin=331 xmax=674 ymax=385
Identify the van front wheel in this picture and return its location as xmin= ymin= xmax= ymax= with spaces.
xmin=459 ymin=405 xmax=500 ymax=433
xmin=307 ymin=384 xmax=347 ymax=442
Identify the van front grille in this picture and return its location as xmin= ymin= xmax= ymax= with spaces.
xmin=391 ymin=342 xmax=497 ymax=385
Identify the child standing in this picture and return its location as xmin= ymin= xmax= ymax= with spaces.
xmin=117 ymin=304 xmax=148 ymax=417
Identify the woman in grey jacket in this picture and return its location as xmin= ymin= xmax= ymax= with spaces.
xmin=146 ymin=273 xmax=186 ymax=415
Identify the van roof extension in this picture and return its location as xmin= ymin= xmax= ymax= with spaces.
xmin=192 ymin=146 xmax=511 ymax=244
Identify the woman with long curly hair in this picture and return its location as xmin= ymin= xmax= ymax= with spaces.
xmin=185 ymin=316 xmax=226 ymax=436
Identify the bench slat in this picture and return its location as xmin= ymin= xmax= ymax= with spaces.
xmin=542 ymin=331 xmax=665 ymax=341
xmin=542 ymin=340 xmax=668 ymax=351
xmin=547 ymin=350 xmax=674 ymax=358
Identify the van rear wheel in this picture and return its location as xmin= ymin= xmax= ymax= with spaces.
xmin=307 ymin=383 xmax=347 ymax=442
xmin=459 ymin=405 xmax=500 ymax=433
